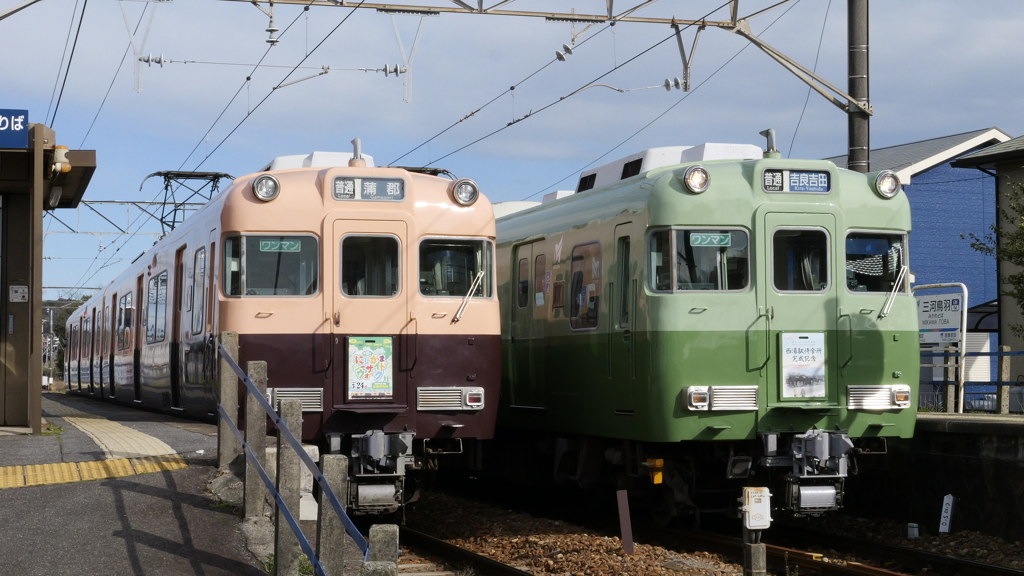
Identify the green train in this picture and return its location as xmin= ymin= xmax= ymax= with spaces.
xmin=494 ymin=134 xmax=918 ymax=520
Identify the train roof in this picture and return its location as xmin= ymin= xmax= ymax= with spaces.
xmin=259 ymin=151 xmax=376 ymax=171
xmin=576 ymin=143 xmax=763 ymax=193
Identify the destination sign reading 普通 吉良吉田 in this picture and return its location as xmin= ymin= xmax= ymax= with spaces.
xmin=762 ymin=169 xmax=830 ymax=194
xmin=332 ymin=177 xmax=404 ymax=201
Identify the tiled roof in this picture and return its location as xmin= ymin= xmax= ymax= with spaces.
xmin=823 ymin=127 xmax=1010 ymax=184
xmin=951 ymin=134 xmax=1024 ymax=169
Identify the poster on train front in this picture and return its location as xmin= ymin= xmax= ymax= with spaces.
xmin=348 ymin=337 xmax=393 ymax=399
xmin=780 ymin=332 xmax=826 ymax=398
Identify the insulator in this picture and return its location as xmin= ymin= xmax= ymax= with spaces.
xmin=673 ymin=77 xmax=682 ymax=89
xmin=556 ymin=51 xmax=566 ymax=62
xmin=562 ymin=43 xmax=574 ymax=55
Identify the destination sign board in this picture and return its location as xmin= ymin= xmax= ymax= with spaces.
xmin=332 ymin=177 xmax=404 ymax=201
xmin=0 ymin=109 xmax=28 ymax=149
xmin=762 ymin=169 xmax=831 ymax=194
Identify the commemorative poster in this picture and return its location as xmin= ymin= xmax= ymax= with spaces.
xmin=348 ymin=337 xmax=393 ymax=399
xmin=780 ymin=332 xmax=826 ymax=398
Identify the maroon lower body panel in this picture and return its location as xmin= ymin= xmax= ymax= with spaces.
xmin=237 ymin=333 xmax=500 ymax=442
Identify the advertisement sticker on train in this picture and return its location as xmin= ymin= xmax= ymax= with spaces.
xmin=259 ymin=239 xmax=302 ymax=252
xmin=689 ymin=233 xmax=731 ymax=247
xmin=762 ymin=169 xmax=830 ymax=194
xmin=916 ymin=294 xmax=961 ymax=344
xmin=348 ymin=337 xmax=393 ymax=400
xmin=780 ymin=332 xmax=826 ymax=398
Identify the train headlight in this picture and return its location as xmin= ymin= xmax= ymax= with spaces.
xmin=873 ymin=170 xmax=901 ymax=199
xmin=682 ymin=166 xmax=710 ymax=194
xmin=252 ymin=175 xmax=281 ymax=202
xmin=892 ymin=385 xmax=911 ymax=409
xmin=685 ymin=386 xmax=710 ymax=410
xmin=451 ymin=179 xmax=480 ymax=206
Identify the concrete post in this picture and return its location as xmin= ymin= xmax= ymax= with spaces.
xmin=274 ymin=399 xmax=303 ymax=576
xmin=742 ymin=528 xmax=766 ymax=576
xmin=360 ymin=562 xmax=398 ymax=576
xmin=368 ymin=524 xmax=399 ymax=563
xmin=944 ymin=349 xmax=957 ymax=413
xmin=217 ymin=331 xmax=241 ymax=471
xmin=245 ymin=360 xmax=268 ymax=519
xmin=999 ymin=345 xmax=1011 ymax=415
xmin=317 ymin=454 xmax=355 ymax=575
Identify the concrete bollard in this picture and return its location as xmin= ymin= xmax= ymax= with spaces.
xmin=245 ymin=361 xmax=268 ymax=519
xmin=360 ymin=561 xmax=398 ymax=576
xmin=369 ymin=524 xmax=400 ymax=563
xmin=274 ymin=399 xmax=303 ymax=576
xmin=217 ymin=332 xmax=241 ymax=471
xmin=743 ymin=542 xmax=767 ymax=576
xmin=317 ymin=454 xmax=355 ymax=575
xmin=999 ymin=345 xmax=1011 ymax=415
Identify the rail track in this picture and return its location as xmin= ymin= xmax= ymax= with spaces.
xmin=401 ymin=527 xmax=532 ymax=576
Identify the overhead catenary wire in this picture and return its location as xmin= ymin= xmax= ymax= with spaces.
xmin=787 ymin=0 xmax=833 ymax=158
xmin=49 ymin=0 xmax=89 ymax=128
xmin=525 ymin=0 xmax=804 ymax=201
xmin=44 ymin=0 xmax=82 ymax=125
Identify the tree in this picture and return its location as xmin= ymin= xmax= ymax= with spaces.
xmin=963 ymin=181 xmax=1024 ymax=338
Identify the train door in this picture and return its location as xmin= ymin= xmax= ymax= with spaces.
xmin=85 ymin=311 xmax=94 ymax=394
xmin=510 ymin=242 xmax=543 ymax=407
xmin=330 ymin=220 xmax=409 ymax=409
xmin=763 ymin=213 xmax=840 ymax=406
xmin=610 ymin=223 xmax=635 ymax=413
xmin=104 ymin=300 xmax=112 ymax=397
xmin=171 ymin=246 xmax=185 ymax=409
xmin=134 ymin=275 xmax=143 ymax=402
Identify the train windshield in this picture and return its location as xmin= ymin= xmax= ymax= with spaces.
xmin=419 ymin=239 xmax=493 ymax=297
xmin=845 ymin=233 xmax=906 ymax=293
xmin=648 ymin=229 xmax=749 ymax=292
xmin=773 ymin=229 xmax=829 ymax=292
xmin=223 ymin=235 xmax=319 ymax=296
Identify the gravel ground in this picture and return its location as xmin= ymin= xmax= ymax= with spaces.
xmin=406 ymin=491 xmax=744 ymax=576
xmin=791 ymin=515 xmax=1024 ymax=571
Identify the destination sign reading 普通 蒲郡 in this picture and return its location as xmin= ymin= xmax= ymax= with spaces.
xmin=332 ymin=177 xmax=405 ymax=201
xmin=762 ymin=169 xmax=830 ymax=194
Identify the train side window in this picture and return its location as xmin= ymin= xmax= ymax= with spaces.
xmin=675 ymin=230 xmax=749 ymax=291
xmin=617 ymin=237 xmax=630 ymax=328
xmin=773 ymin=229 xmax=829 ymax=292
xmin=419 ymin=238 xmax=493 ymax=297
xmin=123 ymin=293 xmax=133 ymax=349
xmin=70 ymin=323 xmax=79 ymax=360
xmin=845 ymin=233 xmax=906 ymax=293
xmin=534 ymin=254 xmax=547 ymax=307
xmin=224 ymin=236 xmax=241 ymax=296
xmin=82 ymin=317 xmax=92 ymax=359
xmin=569 ymin=242 xmax=601 ymax=330
xmin=117 ymin=295 xmax=125 ymax=349
xmin=103 ymin=305 xmax=111 ymax=355
xmin=146 ymin=271 xmax=169 ymax=343
xmin=516 ymin=258 xmax=529 ymax=308
xmin=648 ymin=231 xmax=671 ymax=291
xmin=192 ymin=248 xmax=206 ymax=334
xmin=341 ymin=236 xmax=399 ymax=297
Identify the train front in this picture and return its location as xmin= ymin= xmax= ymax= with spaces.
xmin=651 ymin=153 xmax=920 ymax=516
xmin=221 ymin=150 xmax=499 ymax=515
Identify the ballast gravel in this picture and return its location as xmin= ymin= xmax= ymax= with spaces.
xmin=405 ymin=491 xmax=743 ymax=576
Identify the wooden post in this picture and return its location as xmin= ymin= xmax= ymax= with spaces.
xmin=317 ymin=454 xmax=354 ymax=575
xmin=275 ymin=399 xmax=303 ymax=576
xmin=999 ymin=345 xmax=1011 ymax=415
xmin=217 ymin=331 xmax=241 ymax=471
xmin=245 ymin=361 xmax=268 ymax=519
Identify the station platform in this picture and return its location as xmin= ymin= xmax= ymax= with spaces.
xmin=0 ymin=391 xmax=263 ymax=575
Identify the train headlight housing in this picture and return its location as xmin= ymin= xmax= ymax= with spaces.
xmin=252 ymin=175 xmax=281 ymax=202
xmin=685 ymin=386 xmax=710 ymax=410
xmin=873 ymin=170 xmax=901 ymax=199
xmin=892 ymin=385 xmax=911 ymax=409
xmin=451 ymin=179 xmax=480 ymax=206
xmin=682 ymin=165 xmax=710 ymax=194
xmin=464 ymin=388 xmax=484 ymax=408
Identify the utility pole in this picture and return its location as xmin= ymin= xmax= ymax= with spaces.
xmin=847 ymin=0 xmax=869 ymax=173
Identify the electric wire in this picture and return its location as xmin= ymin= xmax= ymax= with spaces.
xmin=79 ymin=4 xmax=148 ymax=148
xmin=525 ymin=0 xmax=804 ymax=200
xmin=422 ymin=1 xmax=735 ymax=170
xmin=388 ymin=25 xmax=611 ymax=166
xmin=50 ymin=0 xmax=89 ymax=128
xmin=44 ymin=0 xmax=82 ymax=125
xmin=787 ymin=0 xmax=832 ymax=158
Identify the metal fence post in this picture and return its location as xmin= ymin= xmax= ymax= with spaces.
xmin=275 ymin=399 xmax=303 ymax=576
xmin=999 ymin=345 xmax=1011 ymax=415
xmin=317 ymin=454 xmax=354 ymax=575
xmin=218 ymin=332 xmax=241 ymax=471
xmin=245 ymin=361 xmax=268 ymax=519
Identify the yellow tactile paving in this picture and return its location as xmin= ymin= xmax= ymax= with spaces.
xmin=24 ymin=463 xmax=81 ymax=486
xmin=64 ymin=417 xmax=176 ymax=459
xmin=0 ymin=465 xmax=24 ymax=488
xmin=131 ymin=454 xmax=187 ymax=474
xmin=78 ymin=458 xmax=135 ymax=481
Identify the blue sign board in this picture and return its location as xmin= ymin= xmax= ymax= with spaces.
xmin=0 ymin=110 xmax=29 ymax=149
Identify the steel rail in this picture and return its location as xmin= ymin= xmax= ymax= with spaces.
xmin=399 ymin=527 xmax=531 ymax=576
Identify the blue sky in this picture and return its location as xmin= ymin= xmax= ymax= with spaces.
xmin=2 ymin=0 xmax=1022 ymax=299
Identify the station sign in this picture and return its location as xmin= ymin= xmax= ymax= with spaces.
xmin=0 ymin=109 xmax=28 ymax=149
xmin=917 ymin=293 xmax=961 ymax=344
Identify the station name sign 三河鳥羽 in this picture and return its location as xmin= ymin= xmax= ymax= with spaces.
xmin=0 ymin=109 xmax=28 ymax=149
xmin=917 ymin=294 xmax=961 ymax=344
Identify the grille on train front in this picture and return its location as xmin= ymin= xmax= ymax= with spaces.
xmin=267 ymin=388 xmax=324 ymax=412
xmin=710 ymin=386 xmax=759 ymax=410
xmin=847 ymin=385 xmax=911 ymax=410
